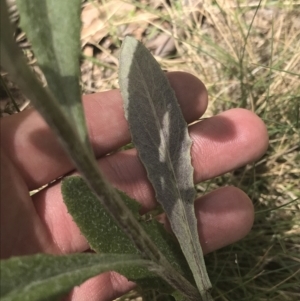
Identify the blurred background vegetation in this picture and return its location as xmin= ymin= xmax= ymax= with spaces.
xmin=1 ymin=0 xmax=299 ymax=300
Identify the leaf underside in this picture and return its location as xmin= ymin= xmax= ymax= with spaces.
xmin=0 ymin=253 xmax=155 ymax=301
xmin=62 ymin=176 xmax=194 ymax=296
xmin=119 ymin=36 xmax=212 ymax=300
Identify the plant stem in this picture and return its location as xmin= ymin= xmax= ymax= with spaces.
xmin=0 ymin=2 xmax=201 ymax=299
xmin=0 ymin=75 xmax=20 ymax=113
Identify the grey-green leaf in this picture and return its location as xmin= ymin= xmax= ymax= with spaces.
xmin=1 ymin=5 xmax=199 ymax=298
xmin=119 ymin=36 xmax=212 ymax=300
xmin=0 ymin=253 xmax=157 ymax=301
xmin=15 ymin=0 xmax=89 ymax=146
xmin=62 ymin=175 xmax=194 ymax=294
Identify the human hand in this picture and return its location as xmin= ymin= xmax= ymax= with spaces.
xmin=0 ymin=72 xmax=268 ymax=301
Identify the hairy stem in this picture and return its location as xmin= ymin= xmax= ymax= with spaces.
xmin=0 ymin=2 xmax=200 ymax=300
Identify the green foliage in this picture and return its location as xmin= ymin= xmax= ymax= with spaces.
xmin=119 ymin=36 xmax=212 ymax=300
xmin=0 ymin=253 xmax=155 ymax=301
xmin=62 ymin=176 xmax=195 ymax=294
xmin=16 ymin=0 xmax=89 ymax=147
xmin=2 ymin=3 xmax=200 ymax=299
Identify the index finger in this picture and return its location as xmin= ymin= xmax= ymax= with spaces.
xmin=1 ymin=72 xmax=208 ymax=189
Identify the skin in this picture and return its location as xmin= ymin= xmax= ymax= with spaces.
xmin=0 ymin=72 xmax=268 ymax=301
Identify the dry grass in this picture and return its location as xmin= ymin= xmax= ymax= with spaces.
xmin=1 ymin=0 xmax=299 ymax=300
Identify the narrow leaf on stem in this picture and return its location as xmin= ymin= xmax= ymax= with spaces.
xmin=15 ymin=0 xmax=90 ymax=148
xmin=0 ymin=253 xmax=156 ymax=301
xmin=119 ymin=36 xmax=212 ymax=300
xmin=62 ymin=175 xmax=195 ymax=294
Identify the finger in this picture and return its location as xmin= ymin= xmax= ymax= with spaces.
xmin=34 ymin=177 xmax=254 ymax=253
xmin=85 ymin=108 xmax=268 ymax=211
xmin=191 ymin=108 xmax=269 ymax=182
xmin=33 ymin=107 xmax=267 ymax=253
xmin=0 ymin=72 xmax=208 ymax=190
xmin=61 ymin=187 xmax=254 ymax=301
xmin=0 ymin=148 xmax=59 ymax=259
xmin=62 ymin=272 xmax=136 ymax=301
xmin=164 ymin=186 xmax=254 ymax=254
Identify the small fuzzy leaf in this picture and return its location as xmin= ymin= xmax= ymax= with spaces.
xmin=62 ymin=176 xmax=194 ymax=294
xmin=15 ymin=0 xmax=89 ymax=146
xmin=0 ymin=253 xmax=156 ymax=301
xmin=119 ymin=36 xmax=212 ymax=300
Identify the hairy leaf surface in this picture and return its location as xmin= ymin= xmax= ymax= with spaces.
xmin=1 ymin=4 xmax=199 ymax=298
xmin=15 ymin=0 xmax=89 ymax=146
xmin=119 ymin=36 xmax=212 ymax=300
xmin=62 ymin=176 xmax=194 ymax=295
xmin=0 ymin=253 xmax=156 ymax=301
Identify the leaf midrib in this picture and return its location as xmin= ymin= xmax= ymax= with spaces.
xmin=4 ymin=258 xmax=150 ymax=299
xmin=134 ymin=57 xmax=200 ymax=270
